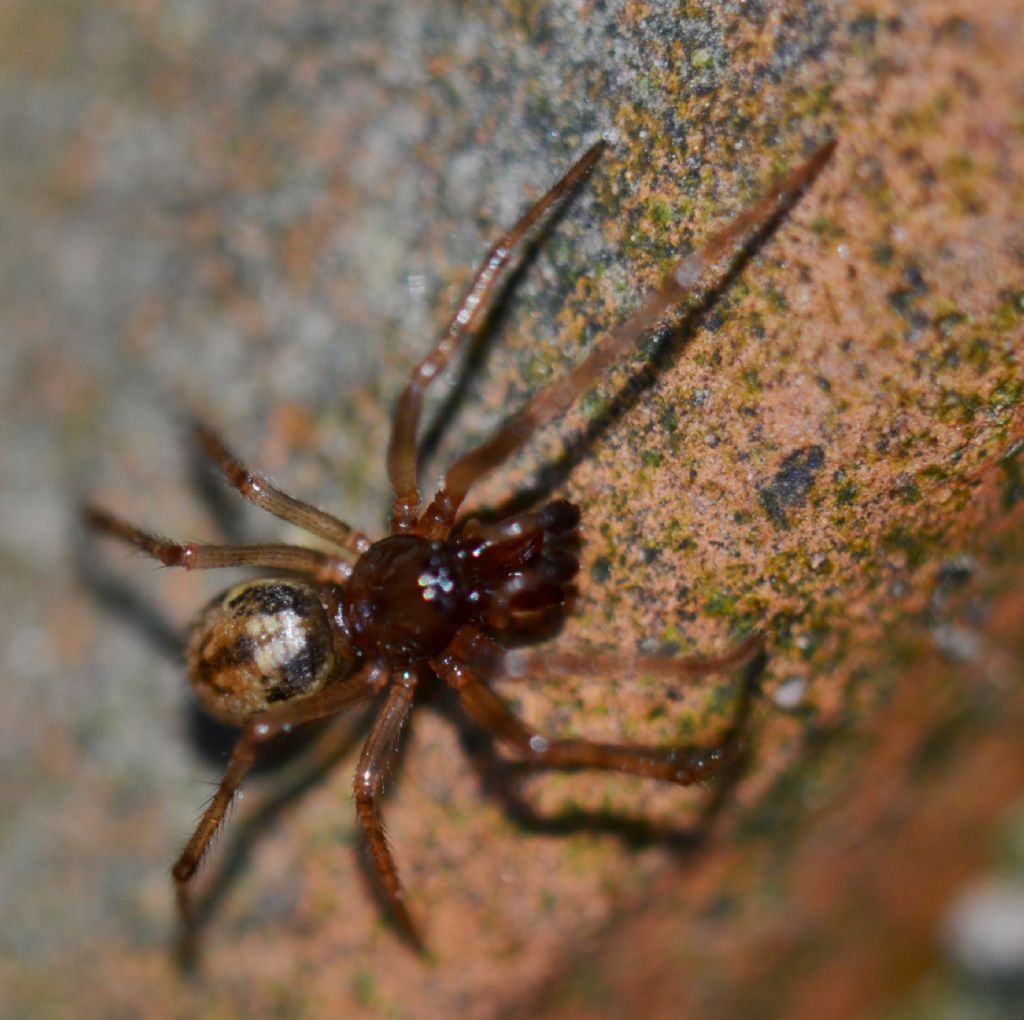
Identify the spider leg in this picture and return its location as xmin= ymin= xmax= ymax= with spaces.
xmin=173 ymin=664 xmax=380 ymax=969
xmin=84 ymin=505 xmax=352 ymax=583
xmin=352 ymin=670 xmax=423 ymax=948
xmin=454 ymin=626 xmax=764 ymax=683
xmin=432 ymin=652 xmax=747 ymax=785
xmin=192 ymin=419 xmax=371 ymax=556
xmin=416 ymin=140 xmax=837 ymax=538
xmin=387 ymin=142 xmax=606 ymax=534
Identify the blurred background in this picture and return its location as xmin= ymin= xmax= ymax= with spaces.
xmin=2 ymin=1 xmax=1023 ymax=1017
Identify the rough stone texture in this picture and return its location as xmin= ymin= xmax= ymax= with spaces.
xmin=2 ymin=1 xmax=1023 ymax=1018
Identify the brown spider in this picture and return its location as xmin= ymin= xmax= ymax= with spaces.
xmin=86 ymin=137 xmax=834 ymax=959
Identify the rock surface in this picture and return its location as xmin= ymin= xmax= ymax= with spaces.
xmin=2 ymin=1 xmax=1023 ymax=1018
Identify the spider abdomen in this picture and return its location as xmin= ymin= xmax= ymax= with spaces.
xmin=186 ymin=580 xmax=340 ymax=725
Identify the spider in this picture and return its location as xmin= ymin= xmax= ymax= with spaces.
xmin=86 ymin=136 xmax=834 ymax=959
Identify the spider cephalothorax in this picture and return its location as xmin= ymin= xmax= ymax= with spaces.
xmin=87 ymin=137 xmax=833 ymax=961
xmin=340 ymin=499 xmax=579 ymax=664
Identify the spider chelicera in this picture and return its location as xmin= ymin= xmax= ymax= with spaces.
xmin=86 ymin=137 xmax=834 ymax=959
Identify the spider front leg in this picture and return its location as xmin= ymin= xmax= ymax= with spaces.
xmin=352 ymin=670 xmax=423 ymax=948
xmin=387 ymin=142 xmax=605 ymax=534
xmin=416 ymin=140 xmax=836 ymax=538
xmin=173 ymin=667 xmax=379 ymax=968
xmin=432 ymin=653 xmax=747 ymax=786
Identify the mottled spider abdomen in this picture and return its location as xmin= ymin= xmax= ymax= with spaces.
xmin=186 ymin=580 xmax=340 ymax=725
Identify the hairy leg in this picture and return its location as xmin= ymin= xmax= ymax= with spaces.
xmin=387 ymin=142 xmax=605 ymax=534
xmin=84 ymin=505 xmax=352 ymax=583
xmin=173 ymin=666 xmax=381 ymax=968
xmin=433 ymin=653 xmax=746 ymax=785
xmin=352 ymin=670 xmax=422 ymax=948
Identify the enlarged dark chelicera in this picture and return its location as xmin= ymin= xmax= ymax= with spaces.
xmin=86 ymin=137 xmax=834 ymax=960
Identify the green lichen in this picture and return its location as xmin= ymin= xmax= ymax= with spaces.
xmin=895 ymin=479 xmax=922 ymax=504
xmin=352 ymin=968 xmax=379 ymax=1010
xmin=648 ymin=197 xmax=673 ymax=227
xmin=964 ymin=335 xmax=992 ymax=373
xmin=990 ymin=375 xmax=1023 ymax=413
xmin=809 ymin=214 xmax=844 ymax=240
xmin=912 ymin=88 xmax=958 ymax=136
xmin=993 ymin=290 xmax=1024 ymax=331
xmin=881 ymin=523 xmax=941 ymax=570
xmin=742 ymin=366 xmax=763 ymax=395
xmin=761 ymin=282 xmax=788 ymax=312
xmin=834 ymin=476 xmax=858 ymax=507
xmin=795 ymin=82 xmax=836 ymax=119
xmin=703 ymin=588 xmax=738 ymax=619
xmin=937 ymin=387 xmax=983 ymax=424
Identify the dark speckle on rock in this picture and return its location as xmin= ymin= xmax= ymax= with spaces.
xmin=902 ymin=262 xmax=928 ymax=294
xmin=758 ymin=445 xmax=826 ymax=528
xmin=935 ymin=559 xmax=974 ymax=589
